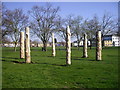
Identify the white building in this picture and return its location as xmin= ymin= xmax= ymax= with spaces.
xmin=73 ymin=40 xmax=91 ymax=47
xmin=2 ymin=43 xmax=20 ymax=47
xmin=103 ymin=34 xmax=120 ymax=47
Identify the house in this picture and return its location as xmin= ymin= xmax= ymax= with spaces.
xmin=37 ymin=43 xmax=51 ymax=47
xmin=2 ymin=43 xmax=20 ymax=47
xmin=56 ymin=42 xmax=66 ymax=46
xmin=103 ymin=34 xmax=120 ymax=47
xmin=73 ymin=40 xmax=91 ymax=47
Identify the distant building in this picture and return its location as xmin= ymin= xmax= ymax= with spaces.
xmin=103 ymin=34 xmax=120 ymax=47
xmin=37 ymin=43 xmax=51 ymax=47
xmin=2 ymin=43 xmax=20 ymax=47
xmin=56 ymin=42 xmax=66 ymax=46
xmin=73 ymin=34 xmax=120 ymax=47
xmin=73 ymin=40 xmax=91 ymax=47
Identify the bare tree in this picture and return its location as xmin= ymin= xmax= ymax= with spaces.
xmin=100 ymin=12 xmax=118 ymax=47
xmin=2 ymin=8 xmax=28 ymax=51
xmin=1 ymin=3 xmax=8 ymax=43
xmin=82 ymin=16 xmax=101 ymax=49
xmin=56 ymin=17 xmax=66 ymax=41
xmin=29 ymin=3 xmax=60 ymax=51
xmin=100 ymin=12 xmax=117 ymax=36
xmin=1 ymin=36 xmax=11 ymax=44
xmin=57 ymin=14 xmax=75 ymax=42
xmin=72 ymin=15 xmax=83 ymax=49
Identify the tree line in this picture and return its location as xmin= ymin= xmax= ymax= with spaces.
xmin=1 ymin=3 xmax=118 ymax=51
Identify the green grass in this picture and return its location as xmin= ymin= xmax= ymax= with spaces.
xmin=2 ymin=46 xmax=119 ymax=88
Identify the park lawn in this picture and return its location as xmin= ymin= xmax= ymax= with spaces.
xmin=2 ymin=47 xmax=119 ymax=88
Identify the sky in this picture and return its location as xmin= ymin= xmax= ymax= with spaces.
xmin=4 ymin=2 xmax=118 ymax=19
xmin=3 ymin=2 xmax=118 ymax=42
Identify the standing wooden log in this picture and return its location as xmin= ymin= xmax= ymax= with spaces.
xmin=25 ymin=27 xmax=31 ymax=63
xmin=52 ymin=33 xmax=56 ymax=57
xmin=83 ymin=33 xmax=88 ymax=58
xmin=20 ymin=32 xmax=25 ymax=59
xmin=96 ymin=30 xmax=102 ymax=60
xmin=66 ymin=26 xmax=71 ymax=65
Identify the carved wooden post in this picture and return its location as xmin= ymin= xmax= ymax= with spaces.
xmin=20 ymin=32 xmax=25 ymax=59
xmin=25 ymin=27 xmax=31 ymax=63
xmin=52 ymin=33 xmax=56 ymax=57
xmin=83 ymin=33 xmax=88 ymax=58
xmin=96 ymin=30 xmax=102 ymax=60
xmin=66 ymin=26 xmax=71 ymax=65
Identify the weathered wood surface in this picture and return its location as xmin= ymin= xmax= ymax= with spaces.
xmin=25 ymin=27 xmax=31 ymax=63
xmin=83 ymin=33 xmax=88 ymax=58
xmin=20 ymin=32 xmax=25 ymax=59
xmin=96 ymin=30 xmax=102 ymax=60
xmin=66 ymin=26 xmax=71 ymax=65
xmin=52 ymin=33 xmax=56 ymax=57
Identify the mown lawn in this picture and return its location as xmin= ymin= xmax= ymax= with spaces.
xmin=2 ymin=47 xmax=119 ymax=88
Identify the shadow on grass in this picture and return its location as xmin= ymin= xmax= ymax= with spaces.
xmin=72 ymin=58 xmax=84 ymax=60
xmin=2 ymin=57 xmax=26 ymax=64
xmin=87 ymin=59 xmax=96 ymax=61
xmin=47 ymin=56 xmax=53 ymax=57
xmin=60 ymin=57 xmax=96 ymax=61
xmin=2 ymin=56 xmax=96 ymax=67
xmin=72 ymin=57 xmax=95 ymax=61
xmin=33 ymin=62 xmax=68 ymax=67
xmin=1 ymin=59 xmax=25 ymax=64
xmin=1 ymin=57 xmax=68 ymax=67
xmin=60 ymin=58 xmax=66 ymax=59
xmin=2 ymin=57 xmax=20 ymax=60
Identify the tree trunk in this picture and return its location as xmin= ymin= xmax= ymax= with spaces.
xmin=66 ymin=26 xmax=71 ymax=65
xmin=102 ymin=38 xmax=104 ymax=48
xmin=83 ymin=33 xmax=88 ymax=58
xmin=101 ymin=34 xmax=104 ymax=48
xmin=25 ymin=27 xmax=31 ymax=63
xmin=89 ymin=39 xmax=92 ymax=49
xmin=96 ymin=30 xmax=102 ymax=61
xmin=14 ymin=42 xmax=17 ymax=52
xmin=20 ymin=32 xmax=25 ymax=59
xmin=77 ymin=41 xmax=80 ymax=50
xmin=52 ymin=33 xmax=56 ymax=57
xmin=42 ymin=41 xmax=47 ymax=51
xmin=76 ymin=36 xmax=80 ymax=50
